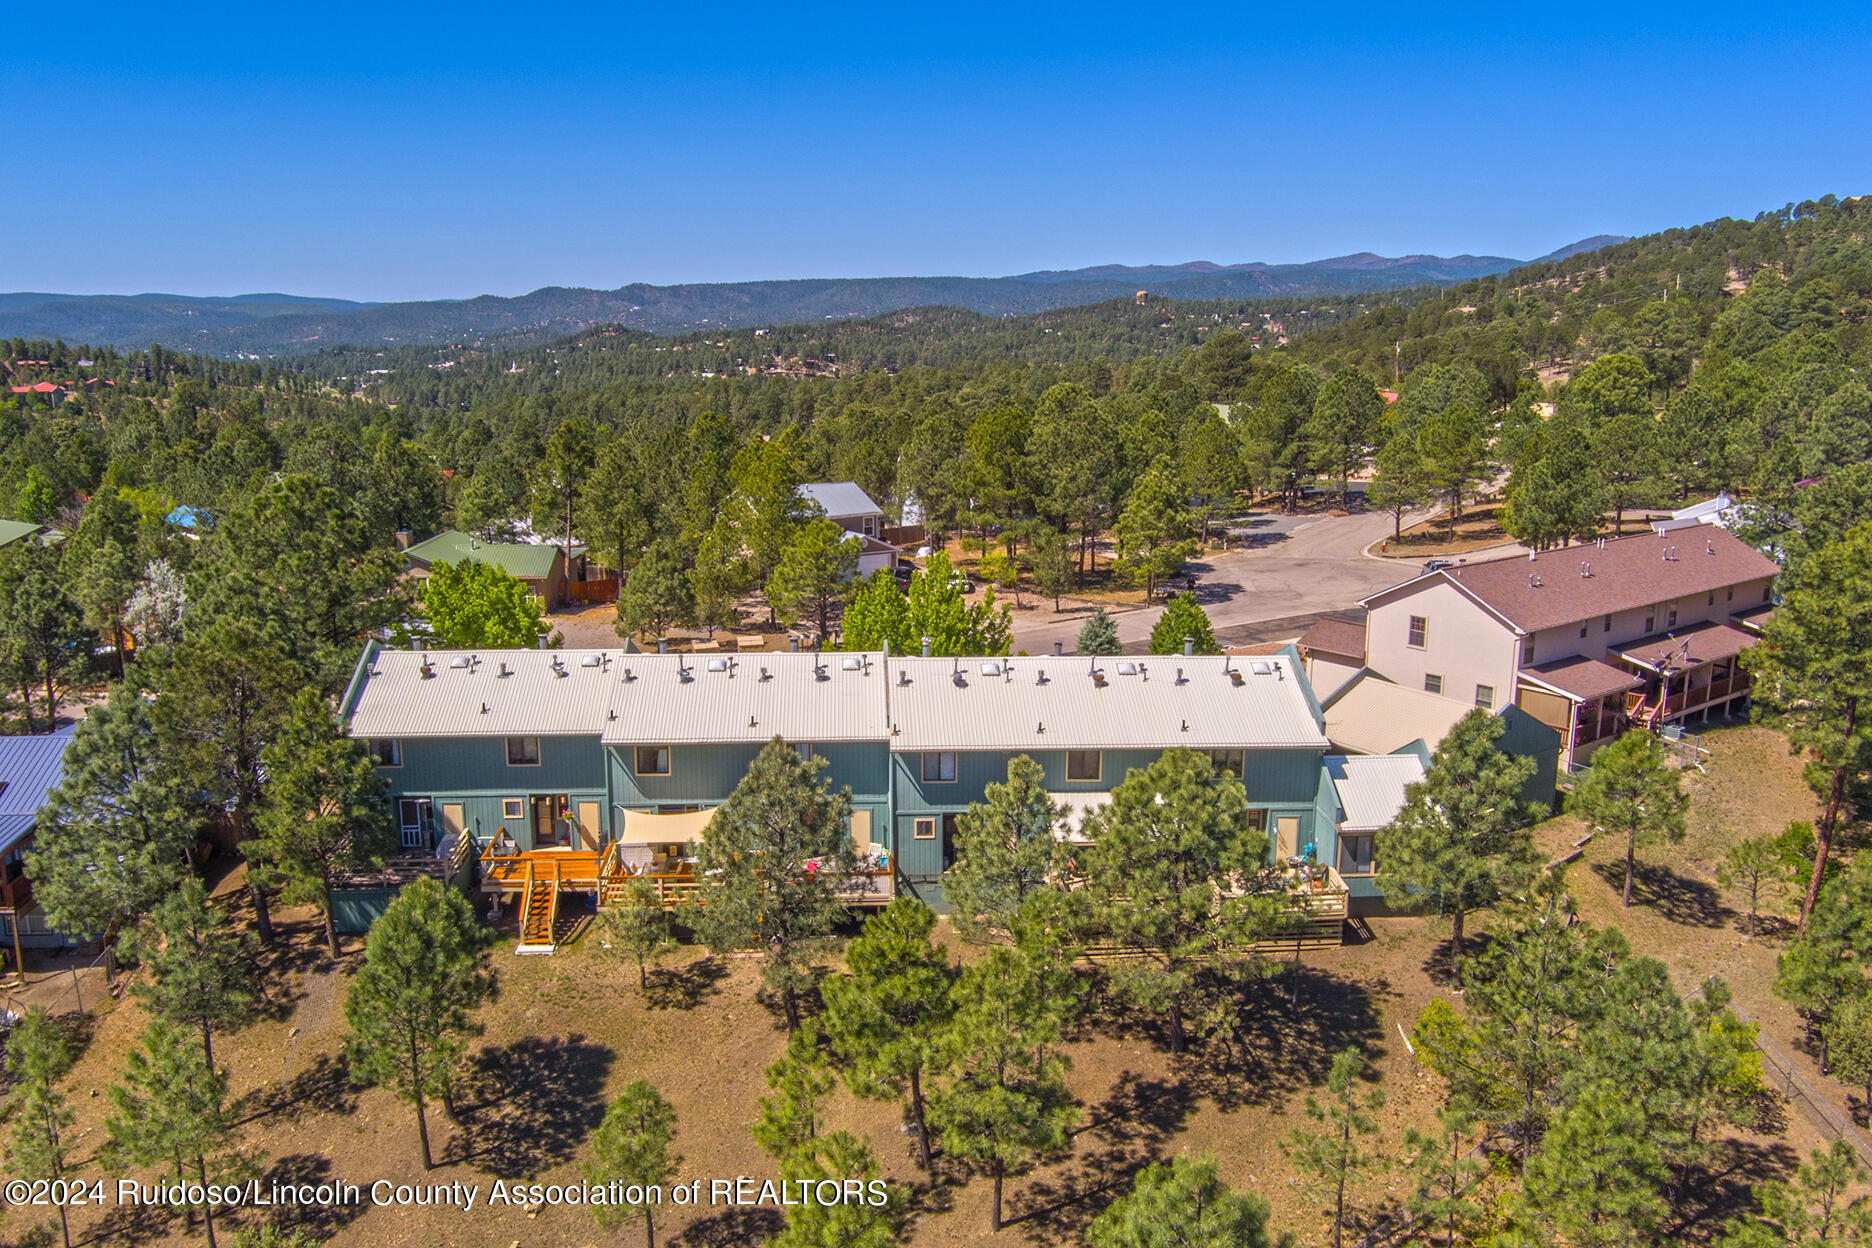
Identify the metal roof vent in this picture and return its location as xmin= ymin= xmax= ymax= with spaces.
xmin=1116 ymin=661 xmax=1138 ymax=676
xmin=760 ymin=665 xmax=772 ymax=682
xmin=841 ymin=657 xmax=863 ymax=671
xmin=1248 ymin=659 xmax=1275 ymax=675
xmin=980 ymin=661 xmax=1002 ymax=677
xmin=497 ymin=661 xmax=511 ymax=677
xmin=419 ymin=660 xmax=435 ymax=679
xmin=1036 ymin=668 xmax=1048 ymax=685
xmin=706 ymin=657 xmax=729 ymax=672
xmin=448 ymin=655 xmax=471 ymax=669
xmin=580 ymin=654 xmax=602 ymax=667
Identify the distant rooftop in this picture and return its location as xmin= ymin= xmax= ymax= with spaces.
xmin=0 ymin=519 xmax=43 ymax=549
xmin=799 ymin=482 xmax=882 ymax=519
xmin=404 ymin=529 xmax=584 ymax=580
xmin=0 ymin=728 xmax=77 ymax=854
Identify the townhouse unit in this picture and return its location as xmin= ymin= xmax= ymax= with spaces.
xmin=1352 ymin=526 xmax=1780 ymax=768
xmin=339 ymin=642 xmax=1337 ymax=916
xmin=0 ymin=729 xmax=81 ymax=965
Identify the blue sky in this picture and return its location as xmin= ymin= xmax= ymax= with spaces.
xmin=9 ymin=3 xmax=1870 ymax=301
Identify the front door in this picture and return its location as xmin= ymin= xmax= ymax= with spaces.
xmin=575 ymin=802 xmax=601 ymax=850
xmin=440 ymin=803 xmax=466 ymax=846
xmin=398 ymin=798 xmax=432 ymax=850
xmin=1276 ymin=816 xmax=1300 ymax=861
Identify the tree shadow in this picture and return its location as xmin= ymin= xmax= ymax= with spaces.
xmin=1012 ymin=1072 xmax=1202 ymax=1245
xmin=1419 ymin=930 xmax=1502 ymax=990
xmin=673 ymin=1206 xmax=785 ymax=1246
xmin=1734 ymin=914 xmax=1797 ymax=943
xmin=88 ymin=1191 xmax=183 ymax=1246
xmin=1590 ymin=861 xmax=1732 ymax=929
xmin=1671 ymin=1137 xmax=1800 ymax=1243
xmin=449 ymin=1034 xmax=615 ymax=1177
xmin=644 ymin=956 xmax=729 ymax=1011
xmin=254 ymin=1152 xmax=369 ymax=1237
xmin=234 ymin=1052 xmax=358 ymax=1125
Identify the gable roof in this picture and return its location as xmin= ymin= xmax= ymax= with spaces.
xmin=604 ymin=652 xmax=889 ymax=746
xmin=1521 ymin=655 xmax=1642 ymax=702
xmin=0 ymin=519 xmax=43 ymax=549
xmin=887 ymin=653 xmax=1327 ymax=753
xmin=403 ymin=530 xmax=579 ymax=580
xmin=799 ymin=482 xmax=881 ymax=519
xmin=1297 ymin=612 xmax=1366 ymax=660
xmin=1323 ymin=672 xmax=1477 ymax=756
xmin=1360 ymin=528 xmax=1780 ymax=634
xmin=0 ymin=729 xmax=77 ymax=854
xmin=345 ymin=647 xmax=619 ymax=739
xmin=1327 ymin=753 xmax=1426 ymax=831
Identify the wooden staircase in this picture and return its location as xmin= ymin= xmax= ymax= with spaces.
xmin=516 ymin=859 xmax=560 ymax=955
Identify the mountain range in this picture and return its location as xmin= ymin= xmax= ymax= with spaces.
xmin=0 ymin=236 xmax=1626 ymax=357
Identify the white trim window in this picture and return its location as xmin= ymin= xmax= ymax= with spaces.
xmin=506 ymin=736 xmax=542 ymax=766
xmin=921 ymin=752 xmax=957 ymax=783
xmin=1407 ymin=615 xmax=1428 ymax=648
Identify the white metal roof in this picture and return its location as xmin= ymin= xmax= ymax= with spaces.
xmin=886 ymin=654 xmax=1327 ymax=753
xmin=799 ymin=481 xmax=882 ymax=519
xmin=603 ymin=652 xmax=890 ymax=745
xmin=345 ymin=648 xmax=621 ymax=740
xmin=1327 ymin=753 xmax=1426 ymax=832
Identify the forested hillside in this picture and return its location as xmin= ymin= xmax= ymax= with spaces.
xmin=0 ymin=196 xmax=1867 ymax=685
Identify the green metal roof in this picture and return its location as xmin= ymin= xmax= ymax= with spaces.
xmin=0 ymin=520 xmax=43 ymax=549
xmin=403 ymin=530 xmax=581 ymax=580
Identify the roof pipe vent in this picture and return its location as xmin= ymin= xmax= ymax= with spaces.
xmin=1707 ymin=539 xmax=1714 ymax=555
xmin=1052 ymin=640 xmax=1063 ymax=657
xmin=921 ymin=636 xmax=932 ymax=658
xmin=1183 ymin=636 xmax=1194 ymax=656
xmin=657 ymin=638 xmax=668 ymax=654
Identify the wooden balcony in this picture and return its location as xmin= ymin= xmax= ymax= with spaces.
xmin=481 ymin=843 xmax=894 ymax=913
xmin=0 ymin=866 xmax=33 ymax=915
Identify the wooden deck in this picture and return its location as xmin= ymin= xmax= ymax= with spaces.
xmin=480 ymin=845 xmax=894 ymax=951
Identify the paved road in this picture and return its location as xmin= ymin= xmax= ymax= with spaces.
xmin=1009 ymin=506 xmax=1463 ymax=656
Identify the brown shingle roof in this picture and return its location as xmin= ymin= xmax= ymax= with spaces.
xmin=1612 ymin=620 xmax=1758 ymax=671
xmin=1368 ymin=529 xmax=1780 ymax=633
xmin=1298 ymin=612 xmax=1367 ymax=660
xmin=1522 ymin=655 xmax=1642 ymax=702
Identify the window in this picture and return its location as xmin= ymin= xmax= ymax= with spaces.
xmin=506 ymin=736 xmax=541 ymax=766
xmin=502 ymin=798 xmax=525 ymax=820
xmin=1424 ymin=674 xmax=1443 ymax=695
xmin=1475 ymin=684 xmax=1495 ymax=710
xmin=1065 ymin=750 xmax=1101 ymax=782
xmin=1668 ymin=605 xmax=1678 ymax=628
xmin=1338 ymin=834 xmax=1375 ymax=876
xmin=1708 ymin=591 xmax=1715 ymax=606
xmin=634 ymin=745 xmax=671 ymax=776
xmin=1644 ymin=611 xmax=1655 ymax=633
xmin=1604 ymin=614 xmax=1612 ymax=632
xmin=912 ymin=817 xmax=937 ymax=840
xmin=862 ymin=515 xmax=875 ymax=536
xmin=370 ymin=739 xmax=401 ymax=767
xmin=1206 ymin=749 xmax=1245 ymax=777
xmin=794 ymin=742 xmax=815 ymax=762
xmin=1407 ymin=615 xmax=1427 ymax=648
xmin=1579 ymin=621 xmax=1588 ymax=638
xmin=1763 ymin=585 xmax=1772 ymax=603
xmin=1245 ymin=809 xmax=1268 ymax=834
xmin=1726 ymin=586 xmax=1734 ymax=602
xmin=1522 ymin=638 xmax=1535 ymax=664
xmin=921 ymin=752 xmax=957 ymax=783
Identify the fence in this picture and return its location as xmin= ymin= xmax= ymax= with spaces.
xmin=1727 ymin=996 xmax=1872 ymax=1169
xmin=0 ymin=945 xmax=116 ymax=1025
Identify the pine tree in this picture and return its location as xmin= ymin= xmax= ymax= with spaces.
xmin=1717 ymin=1140 xmax=1872 ymax=1246
xmin=1514 ymin=1081 xmax=1668 ymax=1248
xmin=1075 ymin=605 xmax=1122 ymax=656
xmin=941 ymin=755 xmax=1066 ymax=943
xmin=1719 ymin=833 xmax=1787 ymax=940
xmin=1082 ymin=749 xmax=1280 ymax=1054
xmin=28 ymin=683 xmax=196 ymax=949
xmin=928 ymin=942 xmax=1078 ymax=1233
xmin=252 ymin=689 xmax=397 ymax=959
xmin=821 ymin=899 xmax=956 ymax=1169
xmin=1400 ymin=1107 xmax=1485 ymax=1248
xmin=1029 ymin=527 xmax=1073 ymax=611
xmin=1375 ymin=711 xmax=1540 ymax=985
xmin=585 ymin=1080 xmax=680 ymax=1248
xmin=130 ymin=878 xmax=258 ymax=1071
xmin=615 ymin=538 xmax=695 ymax=641
xmin=6 ymin=1008 xmax=77 ymax=1248
xmin=753 ymin=1023 xmax=838 ymax=1163
xmin=1570 ymin=730 xmax=1689 ymax=908
xmin=765 ymin=516 xmax=860 ymax=637
xmin=770 ymin=1130 xmax=905 ymax=1248
xmin=1148 ymin=593 xmax=1218 ymax=655
xmin=104 ymin=1019 xmax=250 ymax=1248
xmin=1086 ymin=1153 xmax=1285 ymax=1248
xmin=1741 ymin=523 xmax=1872 ymax=932
xmin=695 ymin=738 xmax=854 ymax=1031
xmin=1282 ymin=1047 xmax=1387 ymax=1248
xmin=1827 ymin=995 xmax=1872 ymax=1114
xmin=600 ymin=878 xmax=678 ymax=994
xmin=341 ymin=877 xmax=496 ymax=1168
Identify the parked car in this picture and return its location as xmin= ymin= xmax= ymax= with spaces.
xmin=892 ymin=564 xmax=915 ymax=590
xmin=1422 ymin=558 xmax=1456 ymax=574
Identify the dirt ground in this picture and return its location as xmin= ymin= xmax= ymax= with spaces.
xmin=4 ymin=721 xmax=1854 ymax=1248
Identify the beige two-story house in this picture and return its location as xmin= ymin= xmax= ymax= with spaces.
xmin=1356 ymin=526 xmax=1780 ymax=769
